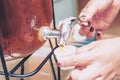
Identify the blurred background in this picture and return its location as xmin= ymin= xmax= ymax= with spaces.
xmin=0 ymin=0 xmax=120 ymax=80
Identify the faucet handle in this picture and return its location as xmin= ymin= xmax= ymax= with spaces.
xmin=58 ymin=17 xmax=77 ymax=46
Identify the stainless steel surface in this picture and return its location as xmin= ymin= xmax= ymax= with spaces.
xmin=58 ymin=17 xmax=76 ymax=45
xmin=40 ymin=27 xmax=60 ymax=40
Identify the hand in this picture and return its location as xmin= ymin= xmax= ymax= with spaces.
xmin=58 ymin=37 xmax=120 ymax=80
xmin=79 ymin=0 xmax=120 ymax=39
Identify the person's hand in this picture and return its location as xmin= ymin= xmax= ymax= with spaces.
xmin=58 ymin=37 xmax=120 ymax=80
xmin=79 ymin=0 xmax=120 ymax=40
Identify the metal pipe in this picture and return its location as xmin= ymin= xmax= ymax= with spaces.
xmin=0 ymin=45 xmax=10 ymax=80
xmin=9 ymin=46 xmax=58 ymax=79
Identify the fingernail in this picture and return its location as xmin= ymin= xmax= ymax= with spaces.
xmin=87 ymin=21 xmax=91 ymax=27
xmin=68 ymin=76 xmax=72 ymax=80
xmin=76 ymin=67 xmax=81 ymax=70
xmin=81 ymin=21 xmax=91 ymax=27
xmin=89 ymin=27 xmax=94 ymax=32
xmin=79 ymin=15 xmax=87 ymax=21
xmin=97 ymin=32 xmax=101 ymax=36
xmin=57 ymin=62 xmax=61 ymax=67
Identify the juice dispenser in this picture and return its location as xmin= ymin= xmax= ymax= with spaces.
xmin=0 ymin=0 xmax=53 ymax=60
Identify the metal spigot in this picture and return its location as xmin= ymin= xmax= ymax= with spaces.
xmin=37 ymin=17 xmax=77 ymax=44
xmin=38 ymin=16 xmax=89 ymax=45
xmin=58 ymin=17 xmax=76 ymax=46
xmin=38 ymin=26 xmax=60 ymax=41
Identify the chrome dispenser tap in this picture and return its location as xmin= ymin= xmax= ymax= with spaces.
xmin=38 ymin=17 xmax=76 ymax=43
xmin=38 ymin=17 xmax=88 ymax=45
xmin=58 ymin=17 xmax=76 ymax=45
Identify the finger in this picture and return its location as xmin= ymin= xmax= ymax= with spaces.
xmin=95 ymin=77 xmax=103 ymax=80
xmin=98 ymin=64 xmax=116 ymax=80
xmin=71 ymin=64 xmax=102 ymax=80
xmin=70 ymin=69 xmax=81 ymax=80
xmin=113 ymin=74 xmax=120 ymax=80
xmin=58 ymin=48 xmax=98 ymax=67
xmin=105 ymin=72 xmax=117 ymax=80
xmin=79 ymin=21 xmax=91 ymax=36
xmin=76 ymin=41 xmax=97 ymax=54
xmin=104 ymin=67 xmax=120 ymax=80
xmin=86 ymin=26 xmax=96 ymax=39
xmin=78 ymin=0 xmax=97 ymax=36
xmin=57 ymin=53 xmax=91 ymax=67
xmin=79 ymin=0 xmax=113 ymax=21
xmin=96 ymin=31 xmax=103 ymax=40
xmin=79 ymin=0 xmax=97 ymax=21
xmin=79 ymin=25 xmax=90 ymax=36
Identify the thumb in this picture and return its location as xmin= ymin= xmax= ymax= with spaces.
xmin=79 ymin=0 xmax=113 ymax=21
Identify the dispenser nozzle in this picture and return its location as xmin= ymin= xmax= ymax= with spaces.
xmin=58 ymin=17 xmax=77 ymax=46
